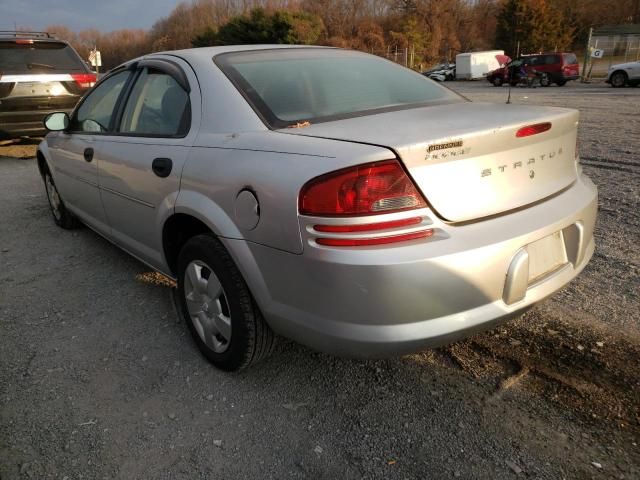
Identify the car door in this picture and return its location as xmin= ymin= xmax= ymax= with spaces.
xmin=46 ymin=69 xmax=132 ymax=233
xmin=97 ymin=58 xmax=200 ymax=269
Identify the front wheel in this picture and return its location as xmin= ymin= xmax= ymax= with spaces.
xmin=492 ymin=77 xmax=503 ymax=87
xmin=539 ymin=74 xmax=551 ymax=87
xmin=610 ymin=71 xmax=627 ymax=88
xmin=43 ymin=167 xmax=80 ymax=229
xmin=176 ymin=234 xmax=276 ymax=371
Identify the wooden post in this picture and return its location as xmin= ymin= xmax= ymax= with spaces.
xmin=581 ymin=27 xmax=593 ymax=82
xmin=624 ymin=37 xmax=631 ymax=62
xmin=586 ymin=39 xmax=597 ymax=82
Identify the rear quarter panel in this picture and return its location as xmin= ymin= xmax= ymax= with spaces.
xmin=178 ymin=131 xmax=393 ymax=254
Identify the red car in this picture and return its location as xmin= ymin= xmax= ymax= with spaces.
xmin=487 ymin=52 xmax=580 ymax=87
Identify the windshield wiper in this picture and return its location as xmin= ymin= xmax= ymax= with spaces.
xmin=27 ymin=62 xmax=56 ymax=70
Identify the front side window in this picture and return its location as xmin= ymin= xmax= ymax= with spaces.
xmin=524 ymin=56 xmax=541 ymax=66
xmin=119 ymin=68 xmax=190 ymax=136
xmin=73 ymin=70 xmax=130 ymax=133
xmin=216 ymin=48 xmax=463 ymax=129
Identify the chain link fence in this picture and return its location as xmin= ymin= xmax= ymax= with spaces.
xmin=583 ymin=35 xmax=640 ymax=79
xmin=371 ymin=47 xmax=412 ymax=68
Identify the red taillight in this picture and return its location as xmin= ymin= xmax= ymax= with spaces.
xmin=316 ymin=230 xmax=434 ymax=247
xmin=314 ymin=216 xmax=422 ymax=233
xmin=15 ymin=39 xmax=34 ymax=45
xmin=299 ymin=160 xmax=427 ymax=217
xmin=516 ymin=122 xmax=552 ymax=138
xmin=71 ymin=73 xmax=97 ymax=89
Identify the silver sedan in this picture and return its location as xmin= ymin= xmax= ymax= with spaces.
xmin=38 ymin=45 xmax=597 ymax=370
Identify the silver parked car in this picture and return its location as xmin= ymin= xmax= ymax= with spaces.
xmin=38 ymin=46 xmax=597 ymax=371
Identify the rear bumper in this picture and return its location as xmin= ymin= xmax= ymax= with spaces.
xmin=0 ymin=102 xmax=76 ymax=138
xmin=227 ymin=173 xmax=597 ymax=357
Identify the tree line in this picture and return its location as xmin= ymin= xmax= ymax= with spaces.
xmin=44 ymin=0 xmax=640 ymax=70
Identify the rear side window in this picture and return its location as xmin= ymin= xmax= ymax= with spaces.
xmin=119 ymin=68 xmax=190 ymax=136
xmin=0 ymin=41 xmax=87 ymax=74
xmin=544 ymin=54 xmax=560 ymax=65
xmin=563 ymin=53 xmax=578 ymax=64
xmin=216 ymin=48 xmax=463 ymax=129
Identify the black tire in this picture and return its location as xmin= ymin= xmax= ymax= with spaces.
xmin=42 ymin=165 xmax=80 ymax=229
xmin=176 ymin=234 xmax=275 ymax=371
xmin=610 ymin=71 xmax=627 ymax=88
xmin=540 ymin=73 xmax=551 ymax=87
xmin=555 ymin=79 xmax=566 ymax=86
xmin=492 ymin=76 xmax=503 ymax=87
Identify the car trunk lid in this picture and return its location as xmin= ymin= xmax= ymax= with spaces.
xmin=281 ymin=102 xmax=579 ymax=223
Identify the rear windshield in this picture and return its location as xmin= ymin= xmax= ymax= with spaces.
xmin=0 ymin=41 xmax=87 ymax=74
xmin=563 ymin=53 xmax=578 ymax=64
xmin=215 ymin=48 xmax=464 ymax=129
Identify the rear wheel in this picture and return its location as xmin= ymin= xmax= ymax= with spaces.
xmin=556 ymin=79 xmax=567 ymax=86
xmin=610 ymin=71 xmax=627 ymax=88
xmin=540 ymin=73 xmax=551 ymax=87
xmin=42 ymin=166 xmax=79 ymax=229
xmin=492 ymin=76 xmax=503 ymax=87
xmin=176 ymin=234 xmax=275 ymax=371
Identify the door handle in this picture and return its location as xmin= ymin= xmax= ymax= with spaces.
xmin=152 ymin=157 xmax=173 ymax=178
xmin=83 ymin=147 xmax=94 ymax=162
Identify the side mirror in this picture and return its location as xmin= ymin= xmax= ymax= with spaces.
xmin=44 ymin=112 xmax=70 ymax=132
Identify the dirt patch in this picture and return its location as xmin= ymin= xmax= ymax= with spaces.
xmin=0 ymin=138 xmax=41 ymax=159
xmin=135 ymin=271 xmax=177 ymax=288
xmin=440 ymin=306 xmax=640 ymax=430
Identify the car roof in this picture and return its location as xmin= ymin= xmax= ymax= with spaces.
xmin=152 ymin=44 xmax=331 ymax=62
xmin=521 ymin=52 xmax=573 ymax=56
xmin=0 ymin=32 xmax=69 ymax=47
xmin=0 ymin=31 xmax=62 ymax=41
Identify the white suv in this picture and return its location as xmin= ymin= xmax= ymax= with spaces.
xmin=606 ymin=61 xmax=640 ymax=88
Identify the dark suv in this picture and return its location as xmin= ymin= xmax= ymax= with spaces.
xmin=487 ymin=52 xmax=580 ymax=87
xmin=0 ymin=31 xmax=96 ymax=139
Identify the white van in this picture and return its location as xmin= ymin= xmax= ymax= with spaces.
xmin=456 ymin=50 xmax=505 ymax=80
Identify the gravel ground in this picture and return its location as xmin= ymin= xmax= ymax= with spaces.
xmin=1 ymin=80 xmax=639 ymax=480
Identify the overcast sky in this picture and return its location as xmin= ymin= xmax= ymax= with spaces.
xmin=1 ymin=0 xmax=179 ymax=32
